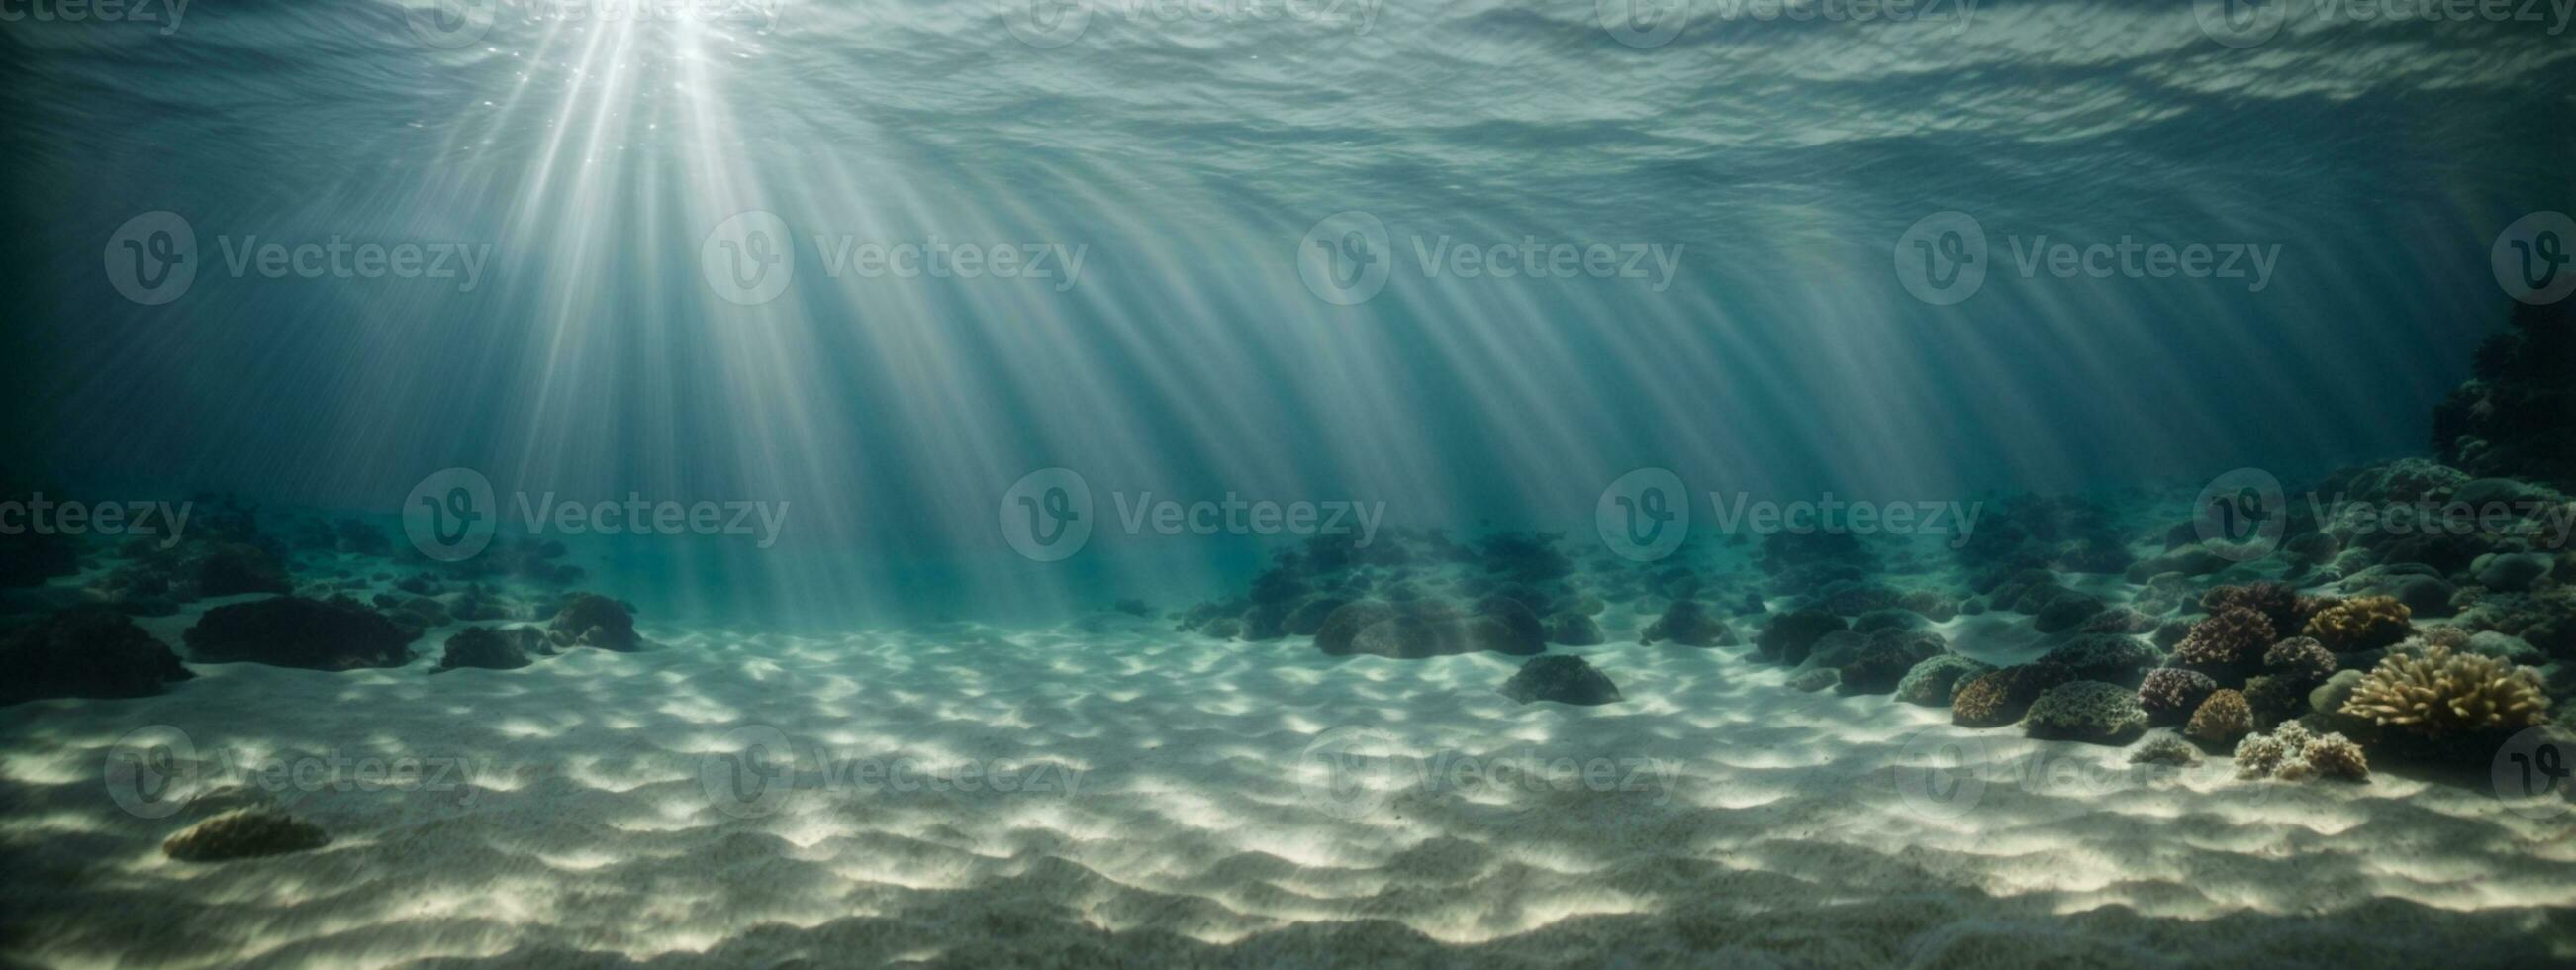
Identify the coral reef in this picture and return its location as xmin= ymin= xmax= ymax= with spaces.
xmin=2304 ymin=596 xmax=2414 ymax=653
xmin=2261 ymin=636 xmax=2339 ymax=684
xmin=2340 ymin=644 xmax=2550 ymax=735
xmin=1497 ymin=654 xmax=1621 ymax=706
xmin=2038 ymin=634 xmax=2163 ymax=687
xmin=2432 ymin=298 xmax=2576 ymax=488
xmin=2185 ymin=689 xmax=2254 ymax=744
xmin=162 ymin=809 xmax=329 ymax=862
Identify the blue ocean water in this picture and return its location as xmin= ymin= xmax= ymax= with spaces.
xmin=3 ymin=2 xmax=2570 ymax=627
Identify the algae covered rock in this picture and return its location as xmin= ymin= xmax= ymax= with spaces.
xmin=2038 ymin=633 xmax=2163 ymax=687
xmin=162 ymin=809 xmax=329 ymax=862
xmin=1498 ymin=654 xmax=1622 ymax=706
xmin=1641 ymin=599 xmax=1735 ymax=647
xmin=548 ymin=592 xmax=641 ymax=651
xmin=0 ymin=607 xmax=193 ymax=705
xmin=183 ymin=596 xmax=418 ymax=670
xmin=1753 ymin=609 xmax=1846 ymax=664
xmin=436 ymin=626 xmax=550 ymax=671
xmin=1895 ymin=654 xmax=1993 ymax=707
xmin=1952 ymin=663 xmax=2076 ymax=728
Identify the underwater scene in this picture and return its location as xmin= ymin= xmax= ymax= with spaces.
xmin=4 ymin=1 xmax=2576 ymax=967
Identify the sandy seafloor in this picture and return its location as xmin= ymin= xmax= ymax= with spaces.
xmin=6 ymin=590 xmax=2576 ymax=970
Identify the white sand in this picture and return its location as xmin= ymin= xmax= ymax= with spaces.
xmin=6 ymin=608 xmax=2576 ymax=968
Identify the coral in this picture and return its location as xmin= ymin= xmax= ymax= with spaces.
xmin=2242 ymin=675 xmax=2312 ymax=723
xmin=2301 ymin=731 xmax=2371 ymax=781
xmin=2432 ymin=299 xmax=2576 ymax=487
xmin=2138 ymin=668 xmax=2219 ymax=725
xmin=2038 ymin=634 xmax=2164 ymax=687
xmin=2186 ymin=689 xmax=2254 ymax=744
xmin=437 ymin=626 xmax=549 ymax=671
xmin=0 ymin=607 xmax=193 ymax=705
xmin=183 ymin=596 xmax=418 ymax=670
xmin=162 ymin=809 xmax=330 ymax=862
xmin=2340 ymin=644 xmax=2550 ymax=735
xmin=2304 ymin=596 xmax=2414 ymax=653
xmin=1894 ymin=654 xmax=1993 ymax=707
xmin=2173 ymin=607 xmax=2274 ymax=675
xmin=2033 ymin=593 xmax=2108 ymax=634
xmin=1837 ymin=630 xmax=1948 ymax=695
xmin=2202 ymin=582 xmax=2308 ymax=636
xmin=1951 ymin=663 xmax=2076 ymax=728
xmin=2233 ymin=733 xmax=2289 ymax=778
xmin=2023 ymin=681 xmax=2149 ymax=743
xmin=1498 ymin=655 xmax=1621 ymax=706
xmin=2131 ymin=732 xmax=2201 ymax=766
xmin=2262 ymin=636 xmax=2338 ymax=684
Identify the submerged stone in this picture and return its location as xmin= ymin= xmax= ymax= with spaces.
xmin=1498 ymin=654 xmax=1622 ymax=706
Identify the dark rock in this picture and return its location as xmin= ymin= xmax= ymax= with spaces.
xmin=436 ymin=626 xmax=549 ymax=671
xmin=1839 ymin=630 xmax=1948 ymax=695
xmin=183 ymin=596 xmax=418 ymax=670
xmin=2023 ymin=681 xmax=2149 ymax=744
xmin=0 ymin=607 xmax=193 ymax=705
xmin=195 ymin=543 xmax=291 ymax=597
xmin=1895 ymin=654 xmax=1993 ymax=706
xmin=2038 ymin=633 xmax=2164 ymax=688
xmin=1642 ymin=600 xmax=1735 ymax=647
xmin=1498 ymin=654 xmax=1622 ymax=706
xmin=547 ymin=592 xmax=641 ymax=651
xmin=1754 ymin=610 xmax=1846 ymax=664
xmin=1548 ymin=613 xmax=1605 ymax=646
xmin=1284 ymin=595 xmax=1350 ymax=636
xmin=162 ymin=809 xmax=330 ymax=862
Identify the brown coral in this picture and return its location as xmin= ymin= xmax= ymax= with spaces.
xmin=2174 ymin=607 xmax=2274 ymax=672
xmin=2138 ymin=667 xmax=2218 ymax=725
xmin=2304 ymin=595 xmax=2414 ymax=653
xmin=2261 ymin=636 xmax=2338 ymax=684
xmin=1950 ymin=662 xmax=2075 ymax=728
xmin=2339 ymin=644 xmax=2550 ymax=735
xmin=2202 ymin=582 xmax=2304 ymax=635
xmin=2186 ymin=689 xmax=2254 ymax=744
xmin=2301 ymin=731 xmax=2371 ymax=781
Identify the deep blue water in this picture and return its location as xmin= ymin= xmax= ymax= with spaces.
xmin=4 ymin=1 xmax=2570 ymax=627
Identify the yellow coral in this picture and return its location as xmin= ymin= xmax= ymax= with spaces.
xmin=2303 ymin=595 xmax=2414 ymax=652
xmin=2186 ymin=689 xmax=2253 ymax=743
xmin=2339 ymin=644 xmax=2550 ymax=735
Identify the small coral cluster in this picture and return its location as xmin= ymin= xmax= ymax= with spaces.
xmin=2340 ymin=643 xmax=2550 ymax=735
xmin=2233 ymin=722 xmax=2369 ymax=782
xmin=2304 ymin=596 xmax=2415 ymax=653
xmin=2186 ymin=689 xmax=2254 ymax=744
